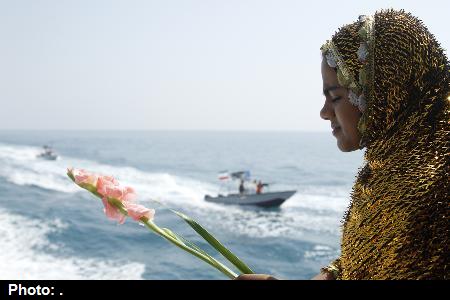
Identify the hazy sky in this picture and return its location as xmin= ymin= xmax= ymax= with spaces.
xmin=1 ymin=0 xmax=448 ymax=131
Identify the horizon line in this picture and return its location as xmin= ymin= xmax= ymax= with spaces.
xmin=0 ymin=128 xmax=330 ymax=133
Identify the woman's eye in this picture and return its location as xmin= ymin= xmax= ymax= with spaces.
xmin=332 ymin=96 xmax=342 ymax=103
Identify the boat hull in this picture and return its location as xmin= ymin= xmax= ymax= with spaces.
xmin=204 ymin=190 xmax=296 ymax=207
xmin=37 ymin=154 xmax=58 ymax=160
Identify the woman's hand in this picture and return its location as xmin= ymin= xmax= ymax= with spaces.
xmin=235 ymin=274 xmax=278 ymax=280
xmin=235 ymin=271 xmax=335 ymax=280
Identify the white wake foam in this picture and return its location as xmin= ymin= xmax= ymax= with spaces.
xmin=0 ymin=208 xmax=145 ymax=279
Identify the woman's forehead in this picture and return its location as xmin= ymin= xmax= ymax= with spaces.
xmin=321 ymin=60 xmax=339 ymax=82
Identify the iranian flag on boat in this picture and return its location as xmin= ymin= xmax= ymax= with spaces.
xmin=218 ymin=171 xmax=230 ymax=181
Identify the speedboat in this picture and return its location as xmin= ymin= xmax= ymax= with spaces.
xmin=204 ymin=190 xmax=296 ymax=207
xmin=37 ymin=145 xmax=59 ymax=160
xmin=206 ymin=170 xmax=296 ymax=207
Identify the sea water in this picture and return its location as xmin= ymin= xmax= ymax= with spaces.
xmin=0 ymin=130 xmax=364 ymax=279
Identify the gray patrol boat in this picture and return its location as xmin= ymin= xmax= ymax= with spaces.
xmin=204 ymin=170 xmax=296 ymax=207
xmin=204 ymin=190 xmax=296 ymax=207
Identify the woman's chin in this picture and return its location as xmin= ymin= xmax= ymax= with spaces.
xmin=337 ymin=138 xmax=359 ymax=152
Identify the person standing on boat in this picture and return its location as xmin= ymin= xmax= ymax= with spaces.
xmin=239 ymin=179 xmax=245 ymax=195
xmin=256 ymin=181 xmax=264 ymax=194
xmin=237 ymin=9 xmax=449 ymax=280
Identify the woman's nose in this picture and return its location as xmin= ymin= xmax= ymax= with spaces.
xmin=320 ymin=100 xmax=333 ymax=120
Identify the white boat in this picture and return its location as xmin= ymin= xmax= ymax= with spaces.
xmin=204 ymin=190 xmax=296 ymax=207
xmin=37 ymin=145 xmax=59 ymax=160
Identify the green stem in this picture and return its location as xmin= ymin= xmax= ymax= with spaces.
xmin=108 ymin=195 xmax=238 ymax=279
xmin=148 ymin=199 xmax=253 ymax=274
xmin=140 ymin=218 xmax=238 ymax=279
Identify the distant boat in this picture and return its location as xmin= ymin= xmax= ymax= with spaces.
xmin=37 ymin=145 xmax=59 ymax=161
xmin=204 ymin=190 xmax=296 ymax=207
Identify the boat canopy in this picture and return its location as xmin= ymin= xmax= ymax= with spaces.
xmin=218 ymin=170 xmax=251 ymax=181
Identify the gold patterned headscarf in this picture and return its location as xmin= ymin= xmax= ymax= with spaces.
xmin=320 ymin=9 xmax=449 ymax=279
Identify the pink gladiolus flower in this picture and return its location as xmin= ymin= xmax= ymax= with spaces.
xmin=102 ymin=197 xmax=127 ymax=224
xmin=96 ymin=175 xmax=119 ymax=195
xmin=96 ymin=176 xmax=136 ymax=200
xmin=69 ymin=167 xmax=154 ymax=224
xmin=126 ymin=202 xmax=155 ymax=221
xmin=96 ymin=176 xmax=143 ymax=223
xmin=71 ymin=168 xmax=99 ymax=186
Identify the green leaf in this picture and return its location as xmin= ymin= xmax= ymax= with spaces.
xmin=163 ymin=228 xmax=210 ymax=258
xmin=160 ymin=227 xmax=239 ymax=277
xmin=169 ymin=209 xmax=254 ymax=274
xmin=143 ymin=220 xmax=238 ymax=279
xmin=67 ymin=170 xmax=75 ymax=182
xmin=162 ymin=228 xmax=183 ymax=243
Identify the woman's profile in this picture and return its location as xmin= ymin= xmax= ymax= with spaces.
xmin=238 ymin=9 xmax=449 ymax=280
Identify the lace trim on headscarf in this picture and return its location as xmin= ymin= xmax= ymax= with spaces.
xmin=320 ymin=15 xmax=375 ymax=148
xmin=321 ymin=40 xmax=361 ymax=92
xmin=356 ymin=15 xmax=375 ymax=148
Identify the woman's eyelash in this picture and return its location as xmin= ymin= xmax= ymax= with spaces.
xmin=332 ymin=96 xmax=342 ymax=102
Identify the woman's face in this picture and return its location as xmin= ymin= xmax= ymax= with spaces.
xmin=320 ymin=57 xmax=361 ymax=152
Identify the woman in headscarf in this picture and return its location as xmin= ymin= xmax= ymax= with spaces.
xmin=239 ymin=9 xmax=449 ymax=280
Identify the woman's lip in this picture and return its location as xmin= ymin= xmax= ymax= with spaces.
xmin=332 ymin=127 xmax=341 ymax=136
